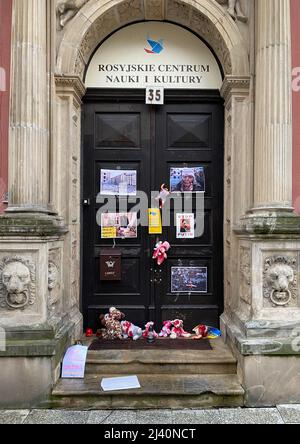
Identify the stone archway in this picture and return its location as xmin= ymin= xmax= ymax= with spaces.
xmin=56 ymin=0 xmax=249 ymax=79
xmin=54 ymin=0 xmax=252 ymax=330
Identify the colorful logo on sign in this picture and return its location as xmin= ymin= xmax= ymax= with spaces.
xmin=145 ymin=37 xmax=164 ymax=54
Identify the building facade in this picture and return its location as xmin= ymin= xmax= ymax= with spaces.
xmin=1 ymin=0 xmax=300 ymax=408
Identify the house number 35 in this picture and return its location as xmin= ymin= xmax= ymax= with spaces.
xmin=146 ymin=87 xmax=164 ymax=105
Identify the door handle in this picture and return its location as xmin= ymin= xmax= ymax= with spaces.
xmin=150 ymin=268 xmax=163 ymax=284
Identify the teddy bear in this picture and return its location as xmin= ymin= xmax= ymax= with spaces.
xmin=170 ymin=319 xmax=191 ymax=339
xmin=192 ymin=324 xmax=209 ymax=340
xmin=121 ymin=320 xmax=143 ymax=341
xmin=159 ymin=320 xmax=173 ymax=338
xmin=96 ymin=307 xmax=125 ymax=340
xmin=142 ymin=321 xmax=159 ymax=339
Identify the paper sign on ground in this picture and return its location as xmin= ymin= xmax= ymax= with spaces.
xmin=61 ymin=345 xmax=88 ymax=379
xmin=101 ymin=376 xmax=141 ymax=392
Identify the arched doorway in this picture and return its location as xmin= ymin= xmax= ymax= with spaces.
xmin=54 ymin=0 xmax=251 ymax=333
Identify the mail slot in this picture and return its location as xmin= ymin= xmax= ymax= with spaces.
xmin=100 ymin=249 xmax=122 ymax=281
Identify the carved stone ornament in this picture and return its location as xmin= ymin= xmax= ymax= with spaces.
xmin=56 ymin=0 xmax=88 ymax=29
xmin=263 ymin=256 xmax=298 ymax=307
xmin=216 ymin=0 xmax=247 ymax=23
xmin=240 ymin=248 xmax=251 ymax=304
xmin=48 ymin=261 xmax=59 ymax=291
xmin=0 ymin=257 xmax=36 ymax=310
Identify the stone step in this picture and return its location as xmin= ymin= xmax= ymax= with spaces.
xmin=85 ymin=345 xmax=237 ymax=375
xmin=52 ymin=374 xmax=244 ymax=410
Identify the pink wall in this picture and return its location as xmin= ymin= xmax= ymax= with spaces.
xmin=291 ymin=0 xmax=300 ymax=214
xmin=0 ymin=0 xmax=12 ymax=214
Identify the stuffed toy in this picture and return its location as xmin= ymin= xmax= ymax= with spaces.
xmin=152 ymin=241 xmax=171 ymax=266
xmin=97 ymin=307 xmax=125 ymax=340
xmin=170 ymin=319 xmax=191 ymax=339
xmin=121 ymin=320 xmax=143 ymax=341
xmin=159 ymin=320 xmax=173 ymax=338
xmin=192 ymin=324 xmax=209 ymax=340
xmin=155 ymin=184 xmax=170 ymax=209
xmin=143 ymin=321 xmax=158 ymax=339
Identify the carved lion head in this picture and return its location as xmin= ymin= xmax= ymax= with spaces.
xmin=0 ymin=257 xmax=36 ymax=309
xmin=266 ymin=263 xmax=294 ymax=293
xmin=264 ymin=256 xmax=297 ymax=307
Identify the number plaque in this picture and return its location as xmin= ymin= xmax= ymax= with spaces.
xmin=146 ymin=87 xmax=164 ymax=105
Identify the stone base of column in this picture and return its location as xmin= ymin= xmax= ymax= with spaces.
xmin=0 ymin=213 xmax=68 ymax=237
xmin=0 ymin=222 xmax=82 ymax=407
xmin=235 ymin=212 xmax=300 ymax=236
xmin=5 ymin=205 xmax=58 ymax=215
xmin=250 ymin=206 xmax=294 ymax=215
xmin=0 ymin=315 xmax=82 ymax=408
xmin=221 ymin=313 xmax=300 ymax=406
xmin=222 ymin=218 xmax=300 ymax=405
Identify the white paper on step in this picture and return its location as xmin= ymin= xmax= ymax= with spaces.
xmin=101 ymin=375 xmax=141 ymax=392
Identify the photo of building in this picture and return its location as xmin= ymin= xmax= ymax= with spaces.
xmin=1 ymin=0 xmax=300 ymax=415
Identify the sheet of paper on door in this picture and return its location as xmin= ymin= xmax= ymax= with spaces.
xmin=101 ymin=213 xmax=138 ymax=239
xmin=170 ymin=167 xmax=205 ymax=193
xmin=171 ymin=266 xmax=208 ymax=293
xmin=100 ymin=169 xmax=137 ymax=196
xmin=102 ymin=227 xmax=117 ymax=239
xmin=176 ymin=213 xmax=195 ymax=239
xmin=148 ymin=208 xmax=162 ymax=234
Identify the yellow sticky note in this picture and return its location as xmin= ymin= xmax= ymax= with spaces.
xmin=102 ymin=227 xmax=117 ymax=239
xmin=148 ymin=208 xmax=162 ymax=235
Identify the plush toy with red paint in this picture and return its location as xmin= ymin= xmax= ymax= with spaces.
xmin=97 ymin=307 xmax=125 ymax=340
xmin=192 ymin=324 xmax=209 ymax=340
xmin=152 ymin=241 xmax=171 ymax=266
xmin=156 ymin=184 xmax=170 ymax=209
xmin=159 ymin=320 xmax=173 ymax=338
xmin=121 ymin=320 xmax=143 ymax=341
xmin=142 ymin=321 xmax=159 ymax=339
xmin=170 ymin=319 xmax=191 ymax=339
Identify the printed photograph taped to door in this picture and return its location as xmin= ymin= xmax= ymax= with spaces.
xmin=171 ymin=267 xmax=208 ymax=293
xmin=100 ymin=169 xmax=137 ymax=196
xmin=170 ymin=167 xmax=205 ymax=193
xmin=101 ymin=213 xmax=138 ymax=239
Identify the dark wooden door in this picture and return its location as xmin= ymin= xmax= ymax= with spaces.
xmin=82 ymin=90 xmax=224 ymax=332
xmin=153 ymin=101 xmax=224 ymax=329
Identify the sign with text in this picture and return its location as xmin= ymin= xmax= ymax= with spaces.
xmin=146 ymin=87 xmax=164 ymax=105
xmin=85 ymin=22 xmax=222 ymax=90
xmin=61 ymin=345 xmax=88 ymax=379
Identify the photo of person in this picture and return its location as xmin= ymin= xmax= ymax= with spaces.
xmin=170 ymin=167 xmax=205 ymax=193
xmin=101 ymin=212 xmax=138 ymax=239
xmin=171 ymin=267 xmax=208 ymax=293
xmin=176 ymin=213 xmax=195 ymax=239
xmin=100 ymin=169 xmax=137 ymax=196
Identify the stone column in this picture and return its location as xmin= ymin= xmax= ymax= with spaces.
xmin=253 ymin=0 xmax=293 ymax=212
xmin=7 ymin=0 xmax=49 ymax=213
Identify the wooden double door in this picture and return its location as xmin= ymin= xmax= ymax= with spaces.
xmin=82 ymin=89 xmax=224 ymax=332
